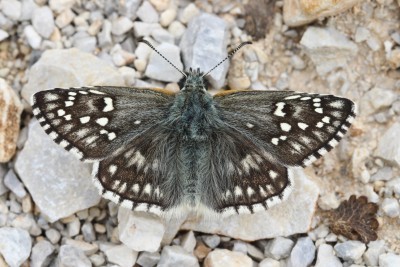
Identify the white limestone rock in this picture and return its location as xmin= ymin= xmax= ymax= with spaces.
xmin=0 ymin=227 xmax=32 ymax=267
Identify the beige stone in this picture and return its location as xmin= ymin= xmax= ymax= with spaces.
xmin=283 ymin=0 xmax=362 ymax=27
xmin=0 ymin=79 xmax=23 ymax=162
xmin=204 ymin=249 xmax=252 ymax=267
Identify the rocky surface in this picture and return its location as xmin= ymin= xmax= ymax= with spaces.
xmin=0 ymin=0 xmax=399 ymax=266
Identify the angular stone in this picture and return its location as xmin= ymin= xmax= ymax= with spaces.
xmin=23 ymin=25 xmax=42 ymax=49
xmin=283 ymin=0 xmax=361 ymax=27
xmin=145 ymin=42 xmax=183 ymax=83
xmin=1 ymin=0 xmax=22 ymax=21
xmin=375 ymin=122 xmax=400 ymax=167
xmin=379 ymin=253 xmax=400 ymax=267
xmin=15 ymin=120 xmax=100 ymax=222
xmin=65 ymin=239 xmax=99 ymax=256
xmin=31 ymin=240 xmax=55 ymax=267
xmin=104 ymin=244 xmax=138 ymax=267
xmin=334 ymin=241 xmax=366 ymax=261
xmin=300 ymin=27 xmax=358 ymax=75
xmin=259 ymin=258 xmax=280 ymax=267
xmin=118 ymin=208 xmax=164 ymax=252
xmin=136 ymin=251 xmax=161 ymax=267
xmin=360 ymin=87 xmax=396 ymax=115
xmin=381 ymin=198 xmax=400 ymax=218
xmin=202 ymin=235 xmax=220 ymax=249
xmin=118 ymin=0 xmax=142 ymax=20
xmin=0 ymin=29 xmax=9 ymax=41
xmin=315 ymin=244 xmax=342 ymax=267
xmin=264 ymin=237 xmax=294 ymax=260
xmin=363 ymin=240 xmax=385 ymax=266
xmin=4 ymin=169 xmax=26 ymax=198
xmin=32 ymin=6 xmax=55 ymax=38
xmin=0 ymin=227 xmax=32 ymax=267
xmin=21 ymin=48 xmax=125 ymax=102
xmin=204 ymin=249 xmax=252 ymax=267
xmin=181 ymin=169 xmax=319 ymax=241
xmin=57 ymin=245 xmax=91 ymax=267
xmin=180 ymin=13 xmax=229 ymax=89
xmin=0 ymin=78 xmax=23 ymax=162
xmin=49 ymin=0 xmax=76 ymax=13
xmin=137 ymin=1 xmax=159 ymax=23
xmin=158 ymin=246 xmax=199 ymax=267
xmin=287 ymin=236 xmax=315 ymax=267
xmin=111 ymin=16 xmax=134 ymax=36
xmin=181 ymin=231 xmax=196 ymax=253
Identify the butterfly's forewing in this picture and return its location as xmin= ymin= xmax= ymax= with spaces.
xmin=32 ymin=87 xmax=175 ymax=161
xmin=214 ymin=90 xmax=355 ymax=167
xmin=201 ymin=129 xmax=293 ymax=215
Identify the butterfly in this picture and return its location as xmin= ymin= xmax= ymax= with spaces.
xmin=31 ymin=40 xmax=355 ymax=216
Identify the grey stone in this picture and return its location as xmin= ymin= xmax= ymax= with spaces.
xmin=264 ymin=237 xmax=294 ymax=260
xmin=82 ymin=222 xmax=96 ymax=242
xmin=361 ymin=87 xmax=396 ymax=115
xmin=31 ymin=240 xmax=55 ymax=267
xmin=259 ymin=258 xmax=280 ymax=267
xmin=1 ymin=0 xmax=22 ymax=21
xmin=315 ymin=244 xmax=342 ymax=267
xmin=15 ymin=120 xmax=100 ymax=223
xmin=371 ymin=167 xmax=393 ymax=181
xmin=202 ymin=234 xmax=220 ymax=249
xmin=0 ymin=227 xmax=32 ymax=267
xmin=118 ymin=0 xmax=142 ymax=20
xmin=246 ymin=243 xmax=264 ymax=261
xmin=355 ymin=27 xmax=370 ymax=43
xmin=57 ymin=245 xmax=91 ymax=267
xmin=181 ymin=231 xmax=196 ymax=253
xmin=20 ymin=0 xmax=39 ymax=21
xmin=151 ymin=28 xmax=175 ymax=44
xmin=89 ymin=254 xmax=105 ymax=266
xmin=45 ymin=228 xmax=61 ymax=244
xmin=232 ymin=240 xmax=247 ymax=254
xmin=98 ymin=20 xmax=112 ymax=47
xmin=300 ymin=27 xmax=358 ymax=75
xmin=334 ymin=241 xmax=366 ymax=261
xmin=158 ymin=246 xmax=199 ymax=267
xmin=181 ymin=169 xmax=319 ymax=241
xmin=0 ymin=164 xmax=8 ymax=195
xmin=379 ymin=253 xmax=400 ymax=267
xmin=287 ymin=237 xmax=315 ymax=267
xmin=136 ymin=251 xmax=160 ymax=267
xmin=180 ymin=13 xmax=229 ymax=89
xmin=118 ymin=208 xmax=164 ymax=252
xmin=72 ymin=31 xmax=97 ymax=53
xmin=104 ymin=244 xmax=138 ymax=267
xmin=145 ymin=42 xmax=183 ymax=83
xmin=4 ymin=169 xmax=26 ymax=198
xmin=375 ymin=122 xmax=400 ymax=167
xmin=11 ymin=213 xmax=41 ymax=236
xmin=32 ymin=6 xmax=55 ymax=38
xmin=55 ymin=9 xmax=75 ymax=28
xmin=0 ymin=29 xmax=9 ymax=42
xmin=381 ymin=198 xmax=400 ymax=217
xmin=137 ymin=1 xmax=159 ymax=23
xmin=386 ymin=178 xmax=400 ymax=196
xmin=67 ymin=217 xmax=81 ymax=237
xmin=21 ymin=48 xmax=125 ymax=102
xmin=111 ymin=16 xmax=134 ymax=35
xmin=363 ymin=240 xmax=385 ymax=266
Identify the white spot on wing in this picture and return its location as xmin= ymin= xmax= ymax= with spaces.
xmin=246 ymin=123 xmax=254 ymax=128
xmin=103 ymin=97 xmax=114 ymax=112
xmin=134 ymin=120 xmax=141 ymax=125
xmin=285 ymin=95 xmax=301 ymax=100
xmin=298 ymin=122 xmax=308 ymax=130
xmin=68 ymin=91 xmax=77 ymax=96
xmin=64 ymin=115 xmax=72 ymax=121
xmin=315 ymin=108 xmax=323 ymax=114
xmin=280 ymin=122 xmax=291 ymax=132
xmin=89 ymin=89 xmax=106 ymax=95
xmin=329 ymin=100 xmax=344 ymax=108
xmin=271 ymin=138 xmax=279 ymax=145
xmin=274 ymin=102 xmax=286 ymax=117
xmin=80 ymin=116 xmax=90 ymax=124
xmin=300 ymin=97 xmax=311 ymax=100
xmin=322 ymin=116 xmax=331 ymax=123
xmin=269 ymin=170 xmax=278 ymax=180
xmin=108 ymin=132 xmax=116 ymax=140
xmin=316 ymin=122 xmax=324 ymax=128
xmin=96 ymin=117 xmax=109 ymax=126
xmin=132 ymin=184 xmax=139 ymax=193
xmin=144 ymin=184 xmax=151 ymax=195
xmin=65 ymin=101 xmax=73 ymax=107
xmin=57 ymin=109 xmax=66 ymax=116
xmin=44 ymin=93 xmax=59 ymax=101
xmin=234 ymin=186 xmax=243 ymax=196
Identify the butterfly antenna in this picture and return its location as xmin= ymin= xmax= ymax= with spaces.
xmin=201 ymin=41 xmax=252 ymax=78
xmin=140 ymin=39 xmax=187 ymax=78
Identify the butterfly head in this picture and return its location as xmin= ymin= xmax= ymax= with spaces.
xmin=178 ymin=67 xmax=210 ymax=91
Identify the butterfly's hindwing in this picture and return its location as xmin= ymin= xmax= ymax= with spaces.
xmin=201 ymin=129 xmax=293 ymax=215
xmin=32 ymin=86 xmax=175 ymax=161
xmin=214 ymin=91 xmax=356 ymax=167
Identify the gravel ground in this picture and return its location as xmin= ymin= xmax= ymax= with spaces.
xmin=0 ymin=0 xmax=400 ymax=266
